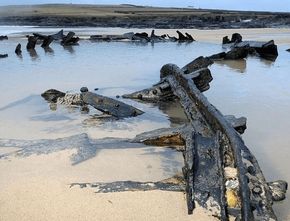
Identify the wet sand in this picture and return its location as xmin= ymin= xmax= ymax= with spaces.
xmin=0 ymin=149 xmax=215 ymax=221
xmin=1 ymin=28 xmax=290 ymax=220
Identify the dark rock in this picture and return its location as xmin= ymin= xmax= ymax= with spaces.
xmin=0 ymin=35 xmax=8 ymax=40
xmin=41 ymin=89 xmax=66 ymax=103
xmin=224 ymin=47 xmax=249 ymax=60
xmin=0 ymin=54 xmax=8 ymax=58
xmin=208 ymin=52 xmax=226 ymax=60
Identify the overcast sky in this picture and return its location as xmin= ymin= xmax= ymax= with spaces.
xmin=0 ymin=0 xmax=289 ymax=12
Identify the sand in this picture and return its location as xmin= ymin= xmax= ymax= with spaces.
xmin=0 ymin=149 xmax=216 ymax=221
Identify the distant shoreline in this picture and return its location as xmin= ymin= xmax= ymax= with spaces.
xmin=0 ymin=4 xmax=290 ymax=29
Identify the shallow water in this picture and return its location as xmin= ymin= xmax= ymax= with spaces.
xmin=0 ymin=27 xmax=290 ymax=220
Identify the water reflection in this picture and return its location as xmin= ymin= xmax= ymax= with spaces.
xmin=27 ymin=48 xmax=39 ymax=60
xmin=256 ymin=56 xmax=276 ymax=67
xmin=156 ymin=100 xmax=188 ymax=127
xmin=63 ymin=45 xmax=75 ymax=54
xmin=43 ymin=46 xmax=54 ymax=55
xmin=215 ymin=59 xmax=247 ymax=73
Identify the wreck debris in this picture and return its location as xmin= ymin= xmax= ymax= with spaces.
xmin=26 ymin=35 xmax=38 ymax=50
xmin=224 ymin=115 xmax=247 ymax=134
xmin=268 ymin=180 xmax=288 ymax=201
xmin=70 ymin=174 xmax=185 ymax=192
xmin=33 ymin=29 xmax=64 ymax=41
xmin=222 ymin=33 xmax=242 ymax=44
xmin=41 ymin=89 xmax=66 ymax=103
xmin=0 ymin=54 xmax=8 ymax=58
xmin=15 ymin=43 xmax=22 ymax=55
xmin=121 ymin=57 xmax=287 ymax=220
xmin=41 ymin=36 xmax=54 ymax=48
xmin=0 ymin=35 xmax=8 ymax=40
xmin=89 ymin=30 xmax=195 ymax=43
xmin=61 ymin=31 xmax=80 ymax=45
xmin=223 ymin=33 xmax=278 ymax=60
xmin=209 ymin=47 xmax=249 ymax=60
xmin=41 ymin=87 xmax=143 ymax=118
xmin=80 ymin=87 xmax=144 ymax=118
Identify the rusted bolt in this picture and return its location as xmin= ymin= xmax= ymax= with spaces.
xmin=152 ymin=89 xmax=157 ymax=95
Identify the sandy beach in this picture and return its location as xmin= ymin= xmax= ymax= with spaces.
xmin=0 ymin=10 xmax=290 ymax=221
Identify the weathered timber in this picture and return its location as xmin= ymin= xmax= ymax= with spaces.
xmin=209 ymin=48 xmax=249 ymax=60
xmin=181 ymin=56 xmax=213 ymax=74
xmin=0 ymin=54 xmax=8 ymax=58
xmin=234 ymin=40 xmax=278 ymax=60
xmin=268 ymin=180 xmax=288 ymax=201
xmin=61 ymin=31 xmax=79 ymax=45
xmin=132 ymin=125 xmax=188 ymax=149
xmin=33 ymin=29 xmax=64 ymax=41
xmin=223 ymin=34 xmax=278 ymax=60
xmin=176 ymin=30 xmax=188 ymax=41
xmin=160 ymin=63 xmax=279 ymax=220
xmin=42 ymin=87 xmax=143 ymax=118
xmin=26 ymin=35 xmax=38 ymax=50
xmin=122 ymin=82 xmax=174 ymax=102
xmin=222 ymin=33 xmax=243 ymax=44
xmin=80 ymin=87 xmax=144 ymax=118
xmin=0 ymin=35 xmax=8 ymax=40
xmin=185 ymin=32 xmax=195 ymax=41
xmin=15 ymin=43 xmax=22 ymax=55
xmin=90 ymin=34 xmax=129 ymax=41
xmin=41 ymin=36 xmax=54 ymax=48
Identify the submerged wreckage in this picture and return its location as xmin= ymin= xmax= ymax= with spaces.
xmin=40 ymin=55 xmax=287 ymax=220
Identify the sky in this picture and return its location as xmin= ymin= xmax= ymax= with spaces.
xmin=0 ymin=0 xmax=290 ymax=12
